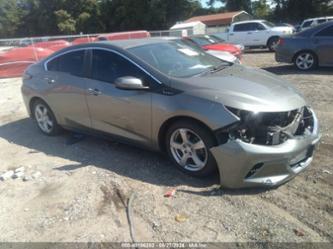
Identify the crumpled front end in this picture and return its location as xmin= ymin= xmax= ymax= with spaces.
xmin=211 ymin=106 xmax=320 ymax=188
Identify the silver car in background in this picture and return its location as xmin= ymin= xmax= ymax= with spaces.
xmin=276 ymin=21 xmax=333 ymax=70
xmin=22 ymin=38 xmax=320 ymax=188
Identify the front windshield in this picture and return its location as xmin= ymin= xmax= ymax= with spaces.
xmin=128 ymin=41 xmax=229 ymax=78
xmin=262 ymin=21 xmax=275 ymax=27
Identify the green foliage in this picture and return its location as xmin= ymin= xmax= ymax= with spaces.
xmin=0 ymin=0 xmax=332 ymax=38
xmin=271 ymin=0 xmax=333 ymax=23
xmin=55 ymin=10 xmax=76 ymax=34
xmin=0 ymin=0 xmax=24 ymax=37
xmin=208 ymin=0 xmax=252 ymax=13
xmin=252 ymin=0 xmax=271 ymax=19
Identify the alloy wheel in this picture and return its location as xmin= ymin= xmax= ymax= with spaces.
xmin=169 ymin=128 xmax=208 ymax=172
xmin=295 ymin=53 xmax=315 ymax=70
xmin=34 ymin=103 xmax=54 ymax=134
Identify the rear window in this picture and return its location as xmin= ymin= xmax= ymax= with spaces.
xmin=233 ymin=23 xmax=253 ymax=32
xmin=47 ymin=50 xmax=85 ymax=77
xmin=317 ymin=19 xmax=326 ymax=24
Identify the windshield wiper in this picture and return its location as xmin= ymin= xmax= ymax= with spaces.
xmin=193 ymin=63 xmax=229 ymax=77
xmin=210 ymin=64 xmax=226 ymax=73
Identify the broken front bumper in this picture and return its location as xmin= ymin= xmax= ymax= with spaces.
xmin=211 ymin=109 xmax=321 ymax=189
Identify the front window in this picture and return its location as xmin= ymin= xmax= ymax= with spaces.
xmin=129 ymin=42 xmax=229 ymax=78
xmin=90 ymin=49 xmax=147 ymax=83
xmin=302 ymin=21 xmax=313 ymax=28
xmin=254 ymin=23 xmax=267 ymax=30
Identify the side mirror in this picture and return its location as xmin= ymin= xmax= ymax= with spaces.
xmin=115 ymin=76 xmax=149 ymax=90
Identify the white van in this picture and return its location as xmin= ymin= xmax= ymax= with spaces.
xmin=299 ymin=17 xmax=333 ymax=31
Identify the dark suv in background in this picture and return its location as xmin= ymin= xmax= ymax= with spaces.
xmin=275 ymin=21 xmax=333 ymax=70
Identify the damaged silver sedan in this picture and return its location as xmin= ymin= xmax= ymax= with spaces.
xmin=21 ymin=38 xmax=320 ymax=188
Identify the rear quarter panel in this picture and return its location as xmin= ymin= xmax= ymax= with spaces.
xmin=276 ymin=36 xmax=315 ymax=63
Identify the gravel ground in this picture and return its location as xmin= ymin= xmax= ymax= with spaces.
xmin=0 ymin=51 xmax=332 ymax=243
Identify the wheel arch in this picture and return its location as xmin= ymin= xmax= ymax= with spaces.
xmin=266 ymin=36 xmax=280 ymax=47
xmin=292 ymin=49 xmax=318 ymax=63
xmin=158 ymin=116 xmax=218 ymax=152
xmin=29 ymin=97 xmax=55 ymax=120
xmin=29 ymin=97 xmax=44 ymax=118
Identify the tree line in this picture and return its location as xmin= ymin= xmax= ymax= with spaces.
xmin=0 ymin=0 xmax=332 ymax=39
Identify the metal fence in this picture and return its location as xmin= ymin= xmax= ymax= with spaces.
xmin=0 ymin=29 xmax=185 ymax=79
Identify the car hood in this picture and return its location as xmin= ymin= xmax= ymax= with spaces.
xmin=206 ymin=50 xmax=238 ymax=63
xmin=270 ymin=26 xmax=293 ymax=34
xmin=177 ymin=65 xmax=306 ymax=112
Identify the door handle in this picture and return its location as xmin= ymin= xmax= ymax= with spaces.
xmin=87 ymin=88 xmax=102 ymax=96
xmin=229 ymin=33 xmax=234 ymax=36
xmin=247 ymin=32 xmax=252 ymax=34
xmin=44 ymin=77 xmax=55 ymax=84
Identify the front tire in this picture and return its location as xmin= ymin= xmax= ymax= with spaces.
xmin=165 ymin=121 xmax=217 ymax=177
xmin=294 ymin=51 xmax=318 ymax=71
xmin=32 ymin=100 xmax=61 ymax=136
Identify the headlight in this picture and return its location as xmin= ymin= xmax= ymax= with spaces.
xmin=224 ymin=106 xmax=308 ymax=145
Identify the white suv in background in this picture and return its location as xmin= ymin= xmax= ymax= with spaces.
xmin=219 ymin=20 xmax=294 ymax=51
xmin=299 ymin=17 xmax=333 ymax=31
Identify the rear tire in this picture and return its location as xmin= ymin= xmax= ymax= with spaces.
xmin=32 ymin=99 xmax=61 ymax=136
xmin=294 ymin=51 xmax=318 ymax=71
xmin=165 ymin=121 xmax=217 ymax=177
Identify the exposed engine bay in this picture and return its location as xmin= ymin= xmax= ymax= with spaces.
xmin=224 ymin=106 xmax=315 ymax=145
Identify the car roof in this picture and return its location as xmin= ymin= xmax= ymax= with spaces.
xmin=189 ymin=34 xmax=212 ymax=38
xmin=232 ymin=19 xmax=266 ymax=25
xmin=302 ymin=16 xmax=333 ymax=23
xmin=150 ymin=36 xmax=178 ymax=41
xmin=98 ymin=38 xmax=171 ymax=50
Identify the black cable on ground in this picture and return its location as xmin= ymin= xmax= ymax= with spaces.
xmin=127 ymin=192 xmax=137 ymax=245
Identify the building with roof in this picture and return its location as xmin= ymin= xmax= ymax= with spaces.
xmin=169 ymin=21 xmax=206 ymax=36
xmin=184 ymin=11 xmax=252 ymax=33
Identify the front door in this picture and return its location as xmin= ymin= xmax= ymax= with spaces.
xmin=251 ymin=23 xmax=269 ymax=46
xmin=85 ymin=49 xmax=152 ymax=146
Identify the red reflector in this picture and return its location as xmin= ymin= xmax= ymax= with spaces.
xmin=278 ymin=38 xmax=284 ymax=45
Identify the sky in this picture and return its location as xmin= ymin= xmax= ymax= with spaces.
xmin=200 ymin=0 xmax=223 ymax=8
xmin=200 ymin=0 xmax=275 ymax=9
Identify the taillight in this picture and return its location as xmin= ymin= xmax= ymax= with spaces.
xmin=22 ymin=72 xmax=32 ymax=80
xmin=278 ymin=38 xmax=284 ymax=46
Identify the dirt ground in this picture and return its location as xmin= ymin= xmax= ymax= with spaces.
xmin=0 ymin=51 xmax=332 ymax=243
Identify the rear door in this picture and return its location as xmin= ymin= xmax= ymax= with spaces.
xmin=84 ymin=48 xmax=153 ymax=146
xmin=44 ymin=49 xmax=91 ymax=128
xmin=313 ymin=25 xmax=333 ymax=65
xmin=229 ymin=23 xmax=256 ymax=46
